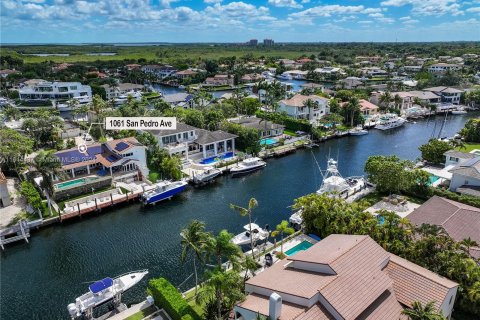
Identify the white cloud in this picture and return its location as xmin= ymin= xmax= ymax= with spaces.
xmin=381 ymin=0 xmax=464 ymax=17
xmin=289 ymin=5 xmax=381 ymax=18
xmin=268 ymin=0 xmax=302 ymax=9
xmin=204 ymin=0 xmax=222 ymax=3
xmin=466 ymin=7 xmax=480 ymax=13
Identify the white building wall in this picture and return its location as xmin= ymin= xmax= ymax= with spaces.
xmin=449 ymin=173 xmax=480 ymax=191
xmin=122 ymin=147 xmax=149 ymax=177
xmin=439 ymin=287 xmax=458 ymax=320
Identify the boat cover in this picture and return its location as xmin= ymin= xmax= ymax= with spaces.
xmin=89 ymin=278 xmax=113 ymax=294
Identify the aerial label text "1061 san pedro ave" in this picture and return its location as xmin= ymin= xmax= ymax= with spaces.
xmin=105 ymin=117 xmax=177 ymax=130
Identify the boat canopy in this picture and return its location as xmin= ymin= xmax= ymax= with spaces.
xmin=243 ymin=223 xmax=260 ymax=231
xmin=89 ymin=278 xmax=113 ymax=294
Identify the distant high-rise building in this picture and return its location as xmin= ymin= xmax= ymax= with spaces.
xmin=248 ymin=39 xmax=258 ymax=46
xmin=263 ymin=39 xmax=274 ymax=46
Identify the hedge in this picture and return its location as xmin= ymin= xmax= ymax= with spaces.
xmin=432 ymin=188 xmax=480 ymax=208
xmin=147 ymin=278 xmax=201 ymax=320
xmin=256 ymin=111 xmax=312 ymax=133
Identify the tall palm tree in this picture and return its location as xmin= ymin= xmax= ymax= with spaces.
xmin=345 ymin=96 xmax=360 ymax=127
xmin=393 ymin=94 xmax=403 ymax=111
xmin=33 ymin=150 xmax=64 ymax=196
xmin=271 ymin=220 xmax=295 ymax=254
xmin=207 ymin=230 xmax=242 ymax=271
xmin=180 ymin=220 xmax=210 ymax=296
xmin=241 ymin=255 xmax=259 ymax=284
xmin=379 ymin=91 xmax=392 ymax=112
xmin=230 ymin=198 xmax=259 ymax=259
xmin=401 ymin=301 xmax=446 ymax=320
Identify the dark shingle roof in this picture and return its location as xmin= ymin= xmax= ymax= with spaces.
xmin=151 ymin=123 xmax=198 ymax=137
xmin=195 ymin=129 xmax=237 ymax=145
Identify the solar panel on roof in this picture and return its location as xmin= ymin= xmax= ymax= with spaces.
xmin=107 ymin=155 xmax=118 ymax=162
xmin=115 ymin=142 xmax=129 ymax=152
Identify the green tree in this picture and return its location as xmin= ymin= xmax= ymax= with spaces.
xmin=401 ymin=301 xmax=446 ymax=320
xmin=0 ymin=128 xmax=34 ymax=173
xmin=160 ymin=155 xmax=182 ymax=181
xmin=33 ymin=150 xmax=64 ymax=196
xmin=1 ymin=105 xmax=21 ymax=121
xmin=184 ymin=109 xmax=205 ymax=128
xmin=19 ymin=181 xmax=45 ymax=216
xmin=180 ymin=220 xmax=210 ymax=297
xmin=271 ymin=220 xmax=295 ymax=254
xmin=242 ymin=97 xmax=261 ymax=115
xmin=419 ymin=139 xmax=453 ymax=165
xmin=364 ymin=155 xmax=417 ymax=194
xmin=460 ymin=119 xmax=480 ymax=143
xmin=230 ymin=198 xmax=259 ymax=258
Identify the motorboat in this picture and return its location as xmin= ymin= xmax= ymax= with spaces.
xmin=349 ymin=126 xmax=368 ymax=136
xmin=374 ymin=114 xmax=406 ymax=130
xmin=141 ymin=180 xmax=188 ymax=205
xmin=231 ymin=223 xmax=269 ymax=246
xmin=317 ymin=159 xmax=367 ymax=200
xmin=192 ymin=167 xmax=221 ymax=185
xmin=230 ymin=157 xmax=266 ymax=176
xmin=67 ymin=270 xmax=148 ymax=318
xmin=451 ymin=107 xmax=467 ymax=115
xmin=289 ymin=211 xmax=303 ymax=226
xmin=277 ymin=72 xmax=292 ymax=80
xmin=114 ymin=91 xmax=142 ymax=106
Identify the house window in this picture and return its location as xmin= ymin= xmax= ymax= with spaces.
xmin=450 ymin=295 xmax=453 ymax=305
xmin=183 ymin=132 xmax=188 ymax=140
xmin=190 ymin=131 xmax=194 ymax=136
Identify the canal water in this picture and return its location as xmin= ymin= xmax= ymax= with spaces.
xmin=0 ymin=113 xmax=477 ymax=319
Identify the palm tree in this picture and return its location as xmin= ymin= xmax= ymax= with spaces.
xmin=33 ymin=150 xmax=64 ymax=196
xmin=180 ymin=220 xmax=210 ymax=296
xmin=271 ymin=220 xmax=295 ymax=254
xmin=401 ymin=301 xmax=446 ymax=320
xmin=230 ymin=198 xmax=259 ymax=259
xmin=207 ymin=230 xmax=242 ymax=271
xmin=345 ymin=96 xmax=360 ymax=127
xmin=460 ymin=237 xmax=479 ymax=254
xmin=241 ymin=255 xmax=259 ymax=284
xmin=2 ymin=105 xmax=21 ymax=121
xmin=393 ymin=94 xmax=403 ymax=111
xmin=379 ymin=91 xmax=392 ymax=112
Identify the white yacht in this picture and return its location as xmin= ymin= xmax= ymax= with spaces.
xmin=141 ymin=180 xmax=188 ymax=205
xmin=230 ymin=157 xmax=266 ymax=176
xmin=114 ymin=91 xmax=142 ymax=106
xmin=317 ymin=159 xmax=367 ymax=200
xmin=67 ymin=270 xmax=148 ymax=319
xmin=192 ymin=167 xmax=221 ymax=185
xmin=451 ymin=107 xmax=467 ymax=115
xmin=231 ymin=223 xmax=269 ymax=246
xmin=374 ymin=114 xmax=406 ymax=130
xmin=289 ymin=210 xmax=303 ymax=226
xmin=349 ymin=126 xmax=368 ymax=136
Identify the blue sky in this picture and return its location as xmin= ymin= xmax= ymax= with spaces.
xmin=1 ymin=0 xmax=480 ymax=43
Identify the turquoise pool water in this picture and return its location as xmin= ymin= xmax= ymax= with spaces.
xmin=260 ymin=138 xmax=278 ymax=146
xmin=54 ymin=177 xmax=99 ymax=190
xmin=428 ymin=175 xmax=440 ymax=186
xmin=285 ymin=240 xmax=314 ymax=256
xmin=200 ymin=152 xmax=234 ymax=165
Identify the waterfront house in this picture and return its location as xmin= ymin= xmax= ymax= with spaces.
xmin=0 ymin=69 xmax=19 ymax=78
xmin=141 ymin=65 xmax=177 ymax=79
xmin=60 ymin=122 xmax=82 ymax=139
xmin=314 ymin=67 xmax=343 ymax=75
xmin=448 ymin=157 xmax=480 ymax=193
xmin=19 ymin=81 xmax=92 ymax=103
xmin=204 ymin=74 xmax=234 ymax=86
xmin=125 ymin=64 xmax=141 ymax=71
xmin=361 ymin=67 xmax=388 ymax=77
xmin=174 ymin=70 xmax=198 ymax=80
xmin=444 ymin=150 xmax=477 ymax=167
xmin=407 ymin=196 xmax=480 ymax=259
xmin=338 ymin=77 xmax=363 ymax=90
xmin=230 ymin=117 xmax=284 ymax=138
xmin=0 ymin=170 xmax=11 ymax=208
xmin=278 ymin=94 xmax=329 ymax=124
xmin=151 ymin=123 xmax=237 ymax=161
xmin=359 ymin=99 xmax=379 ymax=116
xmin=423 ymin=87 xmax=463 ymax=105
xmin=101 ymin=83 xmax=144 ymax=100
xmin=403 ymin=66 xmax=423 ymax=73
xmin=234 ymin=234 xmax=458 ymax=320
xmin=408 ymin=90 xmax=441 ymax=105
xmin=428 ymin=63 xmax=462 ymax=75
xmin=370 ymin=91 xmax=414 ymax=112
xmin=162 ymin=93 xmax=194 ymax=109
xmin=240 ymin=73 xmax=265 ymax=83
xmin=54 ymin=137 xmax=149 ymax=182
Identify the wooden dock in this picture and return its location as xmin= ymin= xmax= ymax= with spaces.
xmin=273 ymin=145 xmax=297 ymax=157
xmin=0 ymin=220 xmax=30 ymax=250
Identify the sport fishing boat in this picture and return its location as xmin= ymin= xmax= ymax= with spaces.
xmin=348 ymin=126 xmax=368 ymax=136
xmin=374 ymin=114 xmax=406 ymax=130
xmin=451 ymin=107 xmax=467 ymax=115
xmin=67 ymin=270 xmax=148 ymax=319
xmin=317 ymin=159 xmax=367 ymax=200
xmin=289 ymin=210 xmax=303 ymax=228
xmin=230 ymin=157 xmax=266 ymax=176
xmin=231 ymin=223 xmax=270 ymax=246
xmin=141 ymin=180 xmax=188 ymax=205
xmin=192 ymin=167 xmax=221 ymax=185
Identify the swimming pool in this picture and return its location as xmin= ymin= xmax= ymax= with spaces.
xmin=285 ymin=240 xmax=314 ymax=256
xmin=200 ymin=152 xmax=234 ymax=165
xmin=428 ymin=175 xmax=440 ymax=186
xmin=260 ymin=138 xmax=278 ymax=146
xmin=54 ymin=176 xmax=99 ymax=190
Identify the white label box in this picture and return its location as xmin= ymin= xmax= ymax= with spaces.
xmin=105 ymin=117 xmax=177 ymax=130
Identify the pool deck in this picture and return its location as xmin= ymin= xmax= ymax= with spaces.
xmin=366 ymin=200 xmax=420 ymax=218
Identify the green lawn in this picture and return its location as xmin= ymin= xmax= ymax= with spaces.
xmin=184 ymin=288 xmax=205 ymax=317
xmin=456 ymin=142 xmax=480 ymax=152
xmin=124 ymin=305 xmax=157 ymax=320
xmin=283 ymin=129 xmax=299 ymax=137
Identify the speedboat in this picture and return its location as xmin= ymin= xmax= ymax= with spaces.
xmin=114 ymin=91 xmax=142 ymax=106
xmin=317 ymin=159 xmax=367 ymax=200
xmin=141 ymin=180 xmax=188 ymax=205
xmin=374 ymin=114 xmax=406 ymax=130
xmin=67 ymin=270 xmax=148 ymax=318
xmin=192 ymin=167 xmax=221 ymax=185
xmin=231 ymin=223 xmax=269 ymax=246
xmin=451 ymin=107 xmax=467 ymax=115
xmin=349 ymin=126 xmax=368 ymax=136
xmin=230 ymin=157 xmax=266 ymax=176
xmin=289 ymin=211 xmax=303 ymax=226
